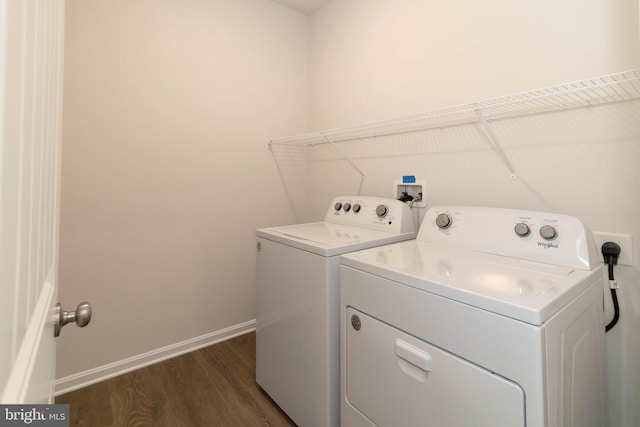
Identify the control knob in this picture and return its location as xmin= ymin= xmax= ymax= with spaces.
xmin=514 ymin=223 xmax=530 ymax=237
xmin=539 ymin=225 xmax=557 ymax=240
xmin=435 ymin=213 xmax=452 ymax=229
xmin=376 ymin=204 xmax=389 ymax=218
xmin=334 ymin=202 xmax=342 ymax=211
xmin=343 ymin=203 xmax=351 ymax=212
xmin=353 ymin=204 xmax=361 ymax=213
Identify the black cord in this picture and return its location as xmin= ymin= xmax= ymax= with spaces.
xmin=602 ymin=242 xmax=621 ymax=333
xmin=605 ymin=288 xmax=619 ymax=332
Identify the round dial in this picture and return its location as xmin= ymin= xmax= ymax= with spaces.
xmin=375 ymin=204 xmax=389 ymax=218
xmin=435 ymin=213 xmax=452 ymax=229
xmin=353 ymin=204 xmax=361 ymax=213
xmin=334 ymin=202 xmax=342 ymax=211
xmin=343 ymin=203 xmax=351 ymax=212
xmin=539 ymin=225 xmax=557 ymax=240
xmin=514 ymin=223 xmax=530 ymax=237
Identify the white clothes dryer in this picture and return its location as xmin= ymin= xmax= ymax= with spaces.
xmin=340 ymin=206 xmax=607 ymax=427
xmin=256 ymin=196 xmax=416 ymax=427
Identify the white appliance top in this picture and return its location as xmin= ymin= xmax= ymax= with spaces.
xmin=257 ymin=196 xmax=416 ymax=257
xmin=341 ymin=206 xmax=601 ymax=325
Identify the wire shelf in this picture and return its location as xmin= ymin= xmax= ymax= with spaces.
xmin=268 ymin=69 xmax=640 ymax=148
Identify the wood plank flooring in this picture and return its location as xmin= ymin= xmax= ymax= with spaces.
xmin=56 ymin=332 xmax=296 ymax=427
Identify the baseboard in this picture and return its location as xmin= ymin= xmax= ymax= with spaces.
xmin=54 ymin=319 xmax=256 ymax=396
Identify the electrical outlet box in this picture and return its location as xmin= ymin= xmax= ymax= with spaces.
xmin=394 ymin=178 xmax=426 ymax=208
xmin=592 ymin=232 xmax=633 ymax=267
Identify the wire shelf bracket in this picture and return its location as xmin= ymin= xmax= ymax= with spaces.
xmin=473 ymin=104 xmax=518 ymax=180
xmin=321 ymin=133 xmax=366 ymax=195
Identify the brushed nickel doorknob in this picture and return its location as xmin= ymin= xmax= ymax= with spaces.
xmin=54 ymin=302 xmax=92 ymax=337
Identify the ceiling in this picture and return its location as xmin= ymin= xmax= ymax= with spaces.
xmin=270 ymin=0 xmax=334 ymax=15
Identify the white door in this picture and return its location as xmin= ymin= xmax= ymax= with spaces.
xmin=1 ymin=0 xmax=66 ymax=404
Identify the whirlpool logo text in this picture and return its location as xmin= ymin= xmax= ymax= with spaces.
xmin=538 ymin=241 xmax=559 ymax=249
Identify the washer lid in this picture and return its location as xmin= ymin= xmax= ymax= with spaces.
xmin=258 ymin=222 xmax=416 ymax=257
xmin=341 ymin=240 xmax=601 ymax=325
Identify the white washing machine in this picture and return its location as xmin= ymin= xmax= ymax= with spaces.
xmin=340 ymin=206 xmax=607 ymax=427
xmin=256 ymin=196 xmax=416 ymax=427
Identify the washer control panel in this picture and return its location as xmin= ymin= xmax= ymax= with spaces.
xmin=325 ymin=196 xmax=415 ymax=234
xmin=418 ymin=206 xmax=598 ymax=270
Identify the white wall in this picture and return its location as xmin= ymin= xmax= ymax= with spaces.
xmin=57 ymin=0 xmax=307 ymax=382
xmin=308 ymin=1 xmax=640 ymax=426
xmin=310 ymin=0 xmax=639 ymax=129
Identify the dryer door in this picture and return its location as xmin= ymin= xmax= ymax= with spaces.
xmin=345 ymin=308 xmax=525 ymax=427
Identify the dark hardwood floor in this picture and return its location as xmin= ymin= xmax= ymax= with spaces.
xmin=56 ymin=332 xmax=296 ymax=427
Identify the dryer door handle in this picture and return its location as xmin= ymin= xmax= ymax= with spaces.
xmin=395 ymin=339 xmax=432 ymax=372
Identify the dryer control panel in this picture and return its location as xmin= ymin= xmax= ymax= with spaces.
xmin=325 ymin=196 xmax=415 ymax=235
xmin=418 ymin=206 xmax=599 ymax=270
